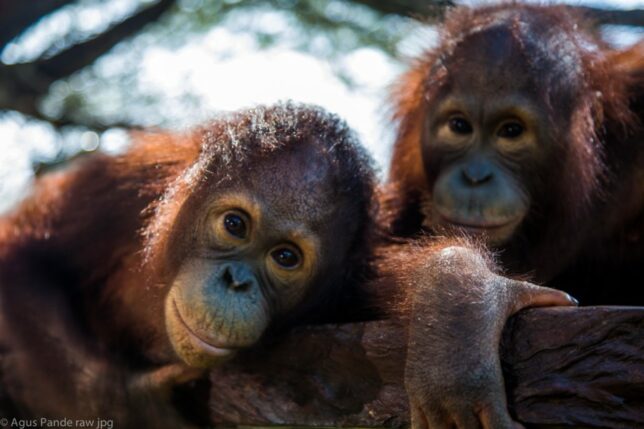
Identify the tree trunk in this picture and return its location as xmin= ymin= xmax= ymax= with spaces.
xmin=209 ymin=307 xmax=644 ymax=428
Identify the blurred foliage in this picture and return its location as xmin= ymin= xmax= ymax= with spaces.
xmin=15 ymin=0 xmax=420 ymax=129
xmin=168 ymin=0 xmax=411 ymax=57
xmin=0 ymin=0 xmax=425 ymax=211
xmin=2 ymin=0 xmax=639 ymax=212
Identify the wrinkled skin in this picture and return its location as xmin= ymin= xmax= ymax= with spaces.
xmin=161 ymin=139 xmax=356 ymax=369
xmin=401 ymin=247 xmax=575 ymax=429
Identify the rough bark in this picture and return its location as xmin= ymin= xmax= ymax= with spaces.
xmin=209 ymin=307 xmax=644 ymax=428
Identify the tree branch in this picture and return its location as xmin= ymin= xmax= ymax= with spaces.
xmin=351 ymin=0 xmax=644 ymax=27
xmin=208 ymin=307 xmax=644 ymax=427
xmin=577 ymin=6 xmax=644 ymax=27
xmin=37 ymin=0 xmax=177 ymax=81
xmin=352 ymin=0 xmax=452 ymax=21
xmin=0 ymin=0 xmax=74 ymax=50
xmin=0 ymin=0 xmax=177 ymax=130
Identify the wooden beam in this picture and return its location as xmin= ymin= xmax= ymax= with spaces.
xmin=209 ymin=307 xmax=644 ymax=428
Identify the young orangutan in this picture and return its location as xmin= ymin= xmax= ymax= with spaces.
xmin=0 ymin=102 xmax=377 ymax=427
xmin=384 ymin=4 xmax=643 ymax=428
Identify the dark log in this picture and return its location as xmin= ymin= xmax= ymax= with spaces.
xmin=209 ymin=307 xmax=644 ymax=428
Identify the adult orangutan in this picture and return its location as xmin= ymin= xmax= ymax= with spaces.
xmin=384 ymin=4 xmax=644 ymax=428
xmin=0 ymin=103 xmax=377 ymax=428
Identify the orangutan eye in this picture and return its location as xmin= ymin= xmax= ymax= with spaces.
xmin=223 ymin=212 xmax=247 ymax=239
xmin=270 ymin=245 xmax=301 ymax=269
xmin=448 ymin=116 xmax=473 ymax=134
xmin=498 ymin=122 xmax=524 ymax=138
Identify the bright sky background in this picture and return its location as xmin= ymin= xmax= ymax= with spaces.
xmin=0 ymin=0 xmax=642 ymax=213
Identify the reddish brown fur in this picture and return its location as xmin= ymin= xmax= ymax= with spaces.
xmin=385 ymin=4 xmax=644 ymax=303
xmin=0 ymin=103 xmax=377 ymax=426
xmin=373 ymin=235 xmax=500 ymax=317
